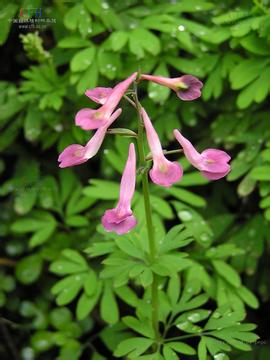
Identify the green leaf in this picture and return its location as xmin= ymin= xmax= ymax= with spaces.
xmin=167 ymin=187 xmax=206 ymax=208
xmin=198 ymin=338 xmax=207 ymax=360
xmin=240 ymin=34 xmax=270 ymax=56
xmin=83 ymin=270 xmax=98 ymax=296
xmin=98 ymin=51 xmax=121 ymax=80
xmin=131 ymin=29 xmax=161 ymax=56
xmin=16 ymin=254 xmax=42 ymax=285
xmin=57 ymin=340 xmax=82 ymax=360
xmin=58 ymin=37 xmax=91 ymax=48
xmin=168 ymin=275 xmax=180 ymax=306
xmin=62 ymin=249 xmax=88 ymax=267
xmin=114 ymin=337 xmax=154 ymax=358
xmin=230 ymin=58 xmax=268 ymax=90
xmin=31 ymin=331 xmax=54 ymax=352
xmin=11 ymin=210 xmax=57 ymax=247
xmin=51 ymin=257 xmax=88 ymax=274
xmin=250 ymin=166 xmax=270 ymax=181
xmin=163 ymin=345 xmax=178 ymax=360
xmin=140 ymin=268 xmax=153 ymax=287
xmin=56 ymin=279 xmax=83 ymax=306
xmin=76 ymin=283 xmax=101 ymax=320
xmin=237 ymin=286 xmax=259 ymax=309
xmin=147 ymin=62 xmax=170 ymax=103
xmin=84 ymin=0 xmax=102 ymax=15
xmin=24 ymin=107 xmax=42 ymax=142
xmin=83 ymin=179 xmax=119 ymax=200
xmin=122 ymin=316 xmax=154 ymax=338
xmin=212 ymin=260 xmax=241 ymax=287
xmin=100 ymin=282 xmax=119 ymax=324
xmin=152 ymin=254 xmax=191 ymax=276
xmin=70 ymin=47 xmax=96 ymax=72
xmin=0 ymin=4 xmax=18 ymax=45
xmin=167 ymin=342 xmax=196 ymax=355
xmin=14 ymin=187 xmax=37 ymax=215
xmin=109 ymin=31 xmax=128 ymax=51
xmin=76 ymin=62 xmax=99 ymax=94
xmin=50 ymin=307 xmax=72 ymax=330
xmin=64 ymin=4 xmax=83 ymax=30
xmin=65 ymin=215 xmax=89 ymax=227
xmin=114 ymin=286 xmax=139 ymax=307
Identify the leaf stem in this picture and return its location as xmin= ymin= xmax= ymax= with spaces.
xmin=133 ymin=82 xmax=160 ymax=346
xmin=164 ymin=333 xmax=204 ymax=342
xmin=145 ymin=148 xmax=183 ymax=161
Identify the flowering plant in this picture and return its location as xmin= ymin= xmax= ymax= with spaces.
xmin=55 ymin=72 xmax=258 ymax=359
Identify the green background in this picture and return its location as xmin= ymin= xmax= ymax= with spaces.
xmin=1 ymin=0 xmax=270 ymax=359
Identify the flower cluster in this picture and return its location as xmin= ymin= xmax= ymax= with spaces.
xmin=58 ymin=73 xmax=231 ymax=235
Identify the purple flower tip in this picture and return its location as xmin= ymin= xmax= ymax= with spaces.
xmin=177 ymin=75 xmax=203 ymax=101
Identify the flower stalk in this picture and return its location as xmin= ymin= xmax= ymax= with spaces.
xmin=133 ymin=82 xmax=160 ymax=346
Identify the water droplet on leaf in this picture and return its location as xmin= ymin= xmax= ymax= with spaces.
xmin=178 ymin=210 xmax=193 ymax=221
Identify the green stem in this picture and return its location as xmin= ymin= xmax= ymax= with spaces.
xmin=145 ymin=149 xmax=183 ymax=161
xmin=164 ymin=333 xmax=203 ymax=342
xmin=133 ymin=83 xmax=160 ymax=345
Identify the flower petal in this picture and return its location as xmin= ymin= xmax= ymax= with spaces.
xmin=102 ymin=208 xmax=132 ymax=224
xmin=141 ymin=108 xmax=164 ymax=160
xmin=102 ymin=213 xmax=137 ymax=235
xmin=58 ymin=144 xmax=87 ymax=168
xmin=75 ymin=108 xmax=107 ymax=130
xmin=118 ymin=143 xmax=136 ymax=210
xmin=85 ymin=87 xmax=113 ymax=104
xmin=102 ymin=72 xmax=137 ymax=114
xmin=173 ymin=129 xmax=202 ymax=167
xmin=201 ymin=149 xmax=231 ymax=163
xmin=201 ymin=167 xmax=231 ymax=180
xmin=150 ymin=160 xmax=183 ymax=187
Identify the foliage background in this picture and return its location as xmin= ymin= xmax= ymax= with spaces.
xmin=1 ymin=0 xmax=270 ymax=359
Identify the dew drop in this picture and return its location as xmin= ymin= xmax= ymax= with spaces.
xmin=149 ymin=91 xmax=158 ymax=99
xmin=178 ymin=25 xmax=185 ymax=31
xmin=178 ymin=210 xmax=193 ymax=221
xmin=197 ymin=30 xmax=206 ymax=36
xmin=129 ymin=22 xmax=137 ymax=29
xmin=54 ymin=124 xmax=63 ymax=132
xmin=213 ymin=311 xmax=221 ymax=319
xmin=214 ymin=353 xmax=227 ymax=360
xmin=200 ymin=233 xmax=210 ymax=242
xmin=177 ymin=321 xmax=189 ymax=330
xmin=188 ymin=313 xmax=200 ymax=322
xmin=101 ymin=2 xmax=110 ymax=9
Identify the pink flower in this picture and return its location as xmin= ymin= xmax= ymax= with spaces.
xmin=141 ymin=108 xmax=183 ymax=187
xmin=102 ymin=143 xmax=137 ymax=235
xmin=173 ymin=129 xmax=231 ymax=180
xmin=85 ymin=87 xmax=113 ymax=104
xmin=58 ymin=109 xmax=122 ymax=168
xmin=141 ymin=74 xmax=203 ymax=101
xmin=76 ymin=72 xmax=137 ymax=130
